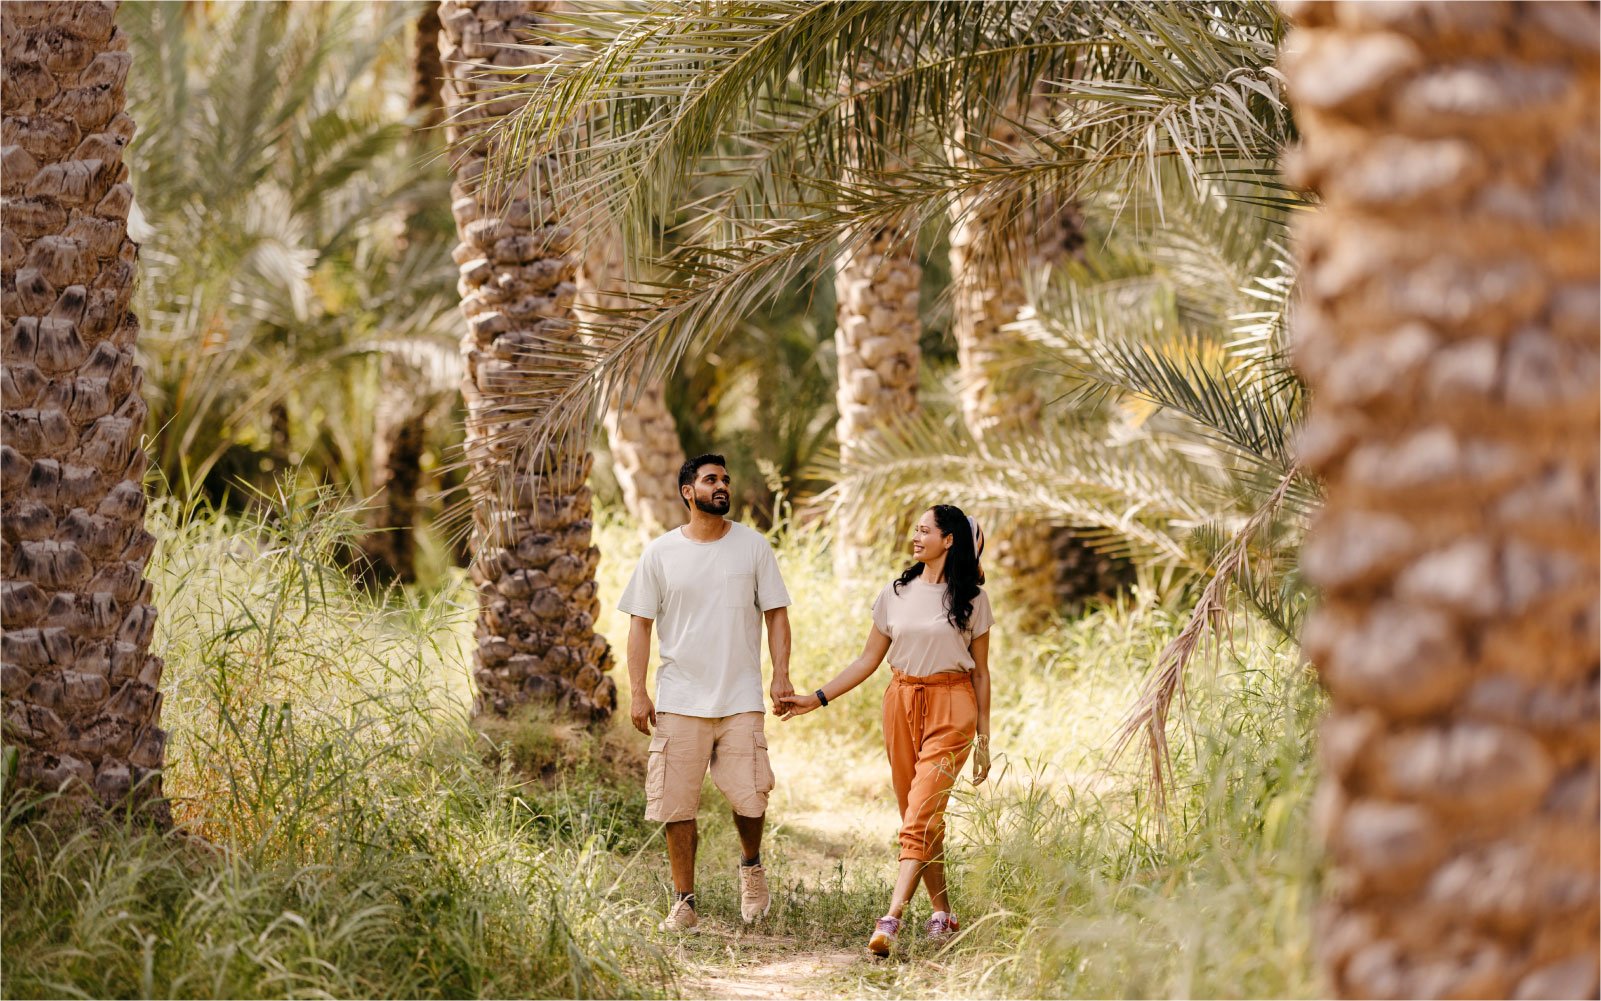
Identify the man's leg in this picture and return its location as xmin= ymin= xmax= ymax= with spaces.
xmin=647 ymin=713 xmax=713 ymax=930
xmin=709 ymin=713 xmax=774 ymax=923
xmin=733 ymin=810 xmax=764 ymax=863
xmin=665 ymin=818 xmax=698 ymax=893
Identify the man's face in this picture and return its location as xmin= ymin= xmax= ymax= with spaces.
xmin=686 ymin=465 xmax=731 ymax=515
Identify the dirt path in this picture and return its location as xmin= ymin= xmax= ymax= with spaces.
xmin=681 ymin=931 xmax=864 ymax=1000
xmin=668 ymin=809 xmax=888 ymax=999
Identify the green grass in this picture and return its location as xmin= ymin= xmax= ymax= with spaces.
xmin=3 ymin=493 xmax=1323 ymax=998
xmin=3 ymin=492 xmax=670 ymax=1000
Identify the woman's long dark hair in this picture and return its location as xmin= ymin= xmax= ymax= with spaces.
xmin=893 ymin=504 xmax=984 ymax=633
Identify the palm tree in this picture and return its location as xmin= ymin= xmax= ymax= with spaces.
xmin=839 ymin=177 xmax=1310 ymax=624
xmin=1 ymin=0 xmax=169 ymax=817
xmin=439 ymin=0 xmax=614 ymax=719
xmin=1284 ymin=3 xmax=1599 ymax=996
xmin=472 ymin=2 xmax=1291 ymax=730
xmin=120 ymin=1 xmax=458 ymax=505
xmin=832 ymin=222 xmax=922 ymax=576
xmin=576 ymin=229 xmax=686 ymax=536
xmin=360 ymin=341 xmax=461 ymax=583
xmin=472 ymin=0 xmax=1289 ymax=545
xmin=411 ymin=3 xmax=445 ymax=131
xmin=946 ymin=95 xmax=1107 ymax=614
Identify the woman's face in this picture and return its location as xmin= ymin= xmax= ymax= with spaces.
xmin=910 ymin=509 xmax=952 ymax=563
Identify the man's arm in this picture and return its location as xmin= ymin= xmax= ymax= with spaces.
xmin=627 ymin=615 xmax=656 ymax=735
xmin=765 ymin=606 xmax=793 ymax=709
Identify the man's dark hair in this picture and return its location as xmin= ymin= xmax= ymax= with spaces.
xmin=678 ymin=453 xmax=728 ymax=509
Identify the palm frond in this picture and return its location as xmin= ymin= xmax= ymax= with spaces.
xmin=1109 ymin=466 xmax=1299 ymax=819
xmin=822 ymin=409 xmax=1227 ymax=568
xmin=124 ymin=0 xmax=460 ymax=504
xmin=459 ymin=0 xmax=1292 ymax=472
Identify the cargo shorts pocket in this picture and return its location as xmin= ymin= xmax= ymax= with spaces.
xmin=753 ymin=731 xmax=774 ymax=794
xmin=646 ymin=735 xmax=669 ymax=803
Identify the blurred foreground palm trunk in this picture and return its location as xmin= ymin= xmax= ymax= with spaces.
xmin=1 ymin=0 xmax=169 ymax=817
xmin=948 ymin=105 xmax=1130 ymax=617
xmin=832 ymin=225 xmax=922 ymax=578
xmin=1286 ymin=2 xmax=1598 ymax=996
xmin=440 ymin=0 xmax=614 ymax=720
xmin=576 ymin=230 xmax=685 ymax=537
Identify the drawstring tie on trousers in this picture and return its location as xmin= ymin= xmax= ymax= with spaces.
xmin=890 ymin=669 xmax=969 ymax=748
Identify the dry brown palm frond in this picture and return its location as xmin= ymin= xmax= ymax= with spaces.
xmin=1108 ymin=466 xmax=1299 ymax=823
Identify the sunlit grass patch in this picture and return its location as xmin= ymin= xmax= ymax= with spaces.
xmin=5 ymin=496 xmax=1322 ymax=999
xmin=3 ymin=493 xmax=671 ymax=1000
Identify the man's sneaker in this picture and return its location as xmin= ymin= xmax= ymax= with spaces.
xmin=867 ymin=914 xmax=901 ymax=957
xmin=658 ymin=898 xmax=698 ymax=932
xmin=927 ymin=910 xmax=959 ymax=944
xmin=739 ymin=863 xmax=771 ymax=923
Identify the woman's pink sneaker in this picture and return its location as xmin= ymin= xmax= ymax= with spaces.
xmin=926 ymin=910 xmax=959 ymax=944
xmin=867 ymin=915 xmax=900 ymax=957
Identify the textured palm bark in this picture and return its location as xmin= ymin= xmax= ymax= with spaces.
xmin=949 ymin=107 xmax=1121 ymax=615
xmin=1285 ymin=3 xmax=1599 ymax=997
xmin=440 ymin=0 xmax=614 ymax=720
xmin=411 ymin=4 xmax=444 ymax=130
xmin=575 ymin=230 xmax=685 ymax=537
xmin=1 ymin=0 xmax=169 ymax=816
xmin=363 ymin=395 xmax=430 ymax=584
xmin=833 ymin=225 xmax=922 ymax=577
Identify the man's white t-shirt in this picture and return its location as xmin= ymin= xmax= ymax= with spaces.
xmin=617 ymin=522 xmax=791 ymax=718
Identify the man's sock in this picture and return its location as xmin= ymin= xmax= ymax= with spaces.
xmin=741 ymin=853 xmax=761 ymax=868
xmin=674 ymin=891 xmax=696 ymax=909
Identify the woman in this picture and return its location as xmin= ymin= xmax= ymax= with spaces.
xmin=778 ymin=504 xmax=992 ymax=956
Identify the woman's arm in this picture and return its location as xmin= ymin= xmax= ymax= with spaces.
xmin=777 ymin=626 xmax=891 ymax=719
xmin=970 ymin=630 xmax=991 ymax=783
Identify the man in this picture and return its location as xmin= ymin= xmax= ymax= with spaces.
xmin=618 ymin=453 xmax=794 ymax=931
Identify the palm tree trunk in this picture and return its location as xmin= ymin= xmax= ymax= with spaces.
xmin=833 ymin=225 xmax=922 ymax=577
xmin=1 ymin=0 xmax=169 ymax=818
xmin=949 ymin=105 xmax=1111 ymax=615
xmin=576 ymin=230 xmax=685 ymax=537
xmin=411 ymin=4 xmax=444 ymax=131
xmin=948 ymin=191 xmax=1073 ymax=612
xmin=439 ymin=0 xmax=614 ymax=720
xmin=1286 ymin=3 xmax=1598 ymax=997
xmin=363 ymin=390 xmax=432 ymax=584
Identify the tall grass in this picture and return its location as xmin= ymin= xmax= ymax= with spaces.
xmin=5 ymin=494 xmax=1321 ymax=999
xmin=592 ymin=508 xmax=1324 ymax=998
xmin=2 ymin=490 xmax=670 ymax=1000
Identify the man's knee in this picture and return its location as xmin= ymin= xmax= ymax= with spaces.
xmin=727 ymin=790 xmax=769 ymax=819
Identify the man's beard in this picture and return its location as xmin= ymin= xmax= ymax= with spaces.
xmin=694 ymin=493 xmax=730 ymax=515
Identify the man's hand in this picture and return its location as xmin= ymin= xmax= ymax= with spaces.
xmin=972 ymin=736 xmax=991 ymax=785
xmin=769 ymin=677 xmax=795 ymax=715
xmin=776 ymin=693 xmax=820 ymax=721
xmin=630 ymin=692 xmax=657 ymax=735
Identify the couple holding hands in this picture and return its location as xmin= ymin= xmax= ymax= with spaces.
xmin=619 ymin=453 xmax=993 ymax=957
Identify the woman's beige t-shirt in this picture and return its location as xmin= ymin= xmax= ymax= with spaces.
xmin=871 ymin=578 xmax=993 ymax=676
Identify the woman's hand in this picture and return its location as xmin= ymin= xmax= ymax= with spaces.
xmin=972 ymin=735 xmax=991 ymax=785
xmin=776 ymin=693 xmax=821 ymax=721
